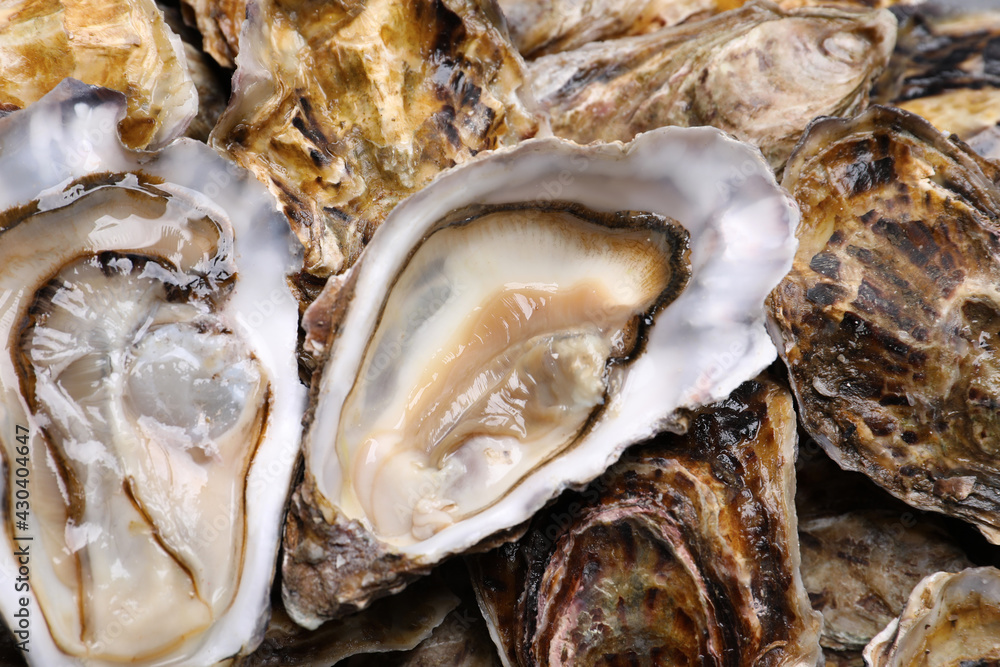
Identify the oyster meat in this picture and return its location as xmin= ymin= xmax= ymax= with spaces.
xmin=864 ymin=567 xmax=1000 ymax=666
xmin=211 ymin=0 xmax=542 ymax=276
xmin=468 ymin=375 xmax=822 ymax=666
xmin=528 ymin=0 xmax=896 ymax=169
xmin=768 ymin=105 xmax=1000 ymax=544
xmin=0 ymin=0 xmax=197 ymax=149
xmin=0 ymin=81 xmax=304 ymax=665
xmin=281 ymin=126 xmax=798 ymax=628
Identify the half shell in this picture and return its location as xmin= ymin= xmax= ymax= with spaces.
xmin=281 ymin=126 xmax=798 ymax=627
xmin=0 ymin=80 xmax=304 ymax=665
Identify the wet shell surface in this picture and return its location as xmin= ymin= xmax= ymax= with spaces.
xmin=468 ymin=375 xmax=823 ymax=666
xmin=769 ymin=104 xmax=1000 ymax=545
xmin=0 ymin=80 xmax=304 ymax=666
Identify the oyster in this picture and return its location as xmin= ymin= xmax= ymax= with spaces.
xmin=864 ymin=567 xmax=1000 ymax=666
xmin=528 ymin=0 xmax=896 ymax=169
xmin=468 ymin=375 xmax=822 ymax=666
xmin=795 ymin=449 xmax=975 ymax=655
xmin=0 ymin=0 xmax=197 ymax=149
xmin=499 ymin=0 xmax=912 ymax=59
xmin=0 ymin=81 xmax=304 ymax=665
xmin=799 ymin=511 xmax=972 ymax=652
xmin=211 ymin=0 xmax=542 ymax=277
xmin=872 ymin=4 xmax=1000 ymax=161
xmin=281 ymin=126 xmax=798 ymax=627
xmin=768 ymin=105 xmax=1000 ymax=544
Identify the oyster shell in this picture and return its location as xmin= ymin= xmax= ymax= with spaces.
xmin=0 ymin=80 xmax=304 ymax=665
xmin=800 ymin=511 xmax=972 ymax=651
xmin=768 ymin=105 xmax=1000 ymax=544
xmin=468 ymin=375 xmax=822 ymax=666
xmin=864 ymin=567 xmax=1000 ymax=666
xmin=211 ymin=0 xmax=542 ymax=277
xmin=179 ymin=0 xmax=245 ymax=67
xmin=528 ymin=0 xmax=896 ymax=169
xmin=499 ymin=0 xmax=913 ymax=59
xmin=281 ymin=126 xmax=798 ymax=628
xmin=0 ymin=0 xmax=197 ymax=149
xmin=237 ymin=577 xmax=460 ymax=667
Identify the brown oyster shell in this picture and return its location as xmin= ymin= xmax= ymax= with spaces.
xmin=211 ymin=0 xmax=542 ymax=277
xmin=468 ymin=375 xmax=822 ymax=666
xmin=528 ymin=0 xmax=896 ymax=168
xmin=499 ymin=0 xmax=913 ymax=59
xmin=179 ymin=0 xmax=245 ymax=67
xmin=0 ymin=0 xmax=197 ymax=149
xmin=768 ymin=104 xmax=1000 ymax=544
xmin=799 ymin=510 xmax=972 ymax=651
xmin=871 ymin=5 xmax=1000 ymax=161
xmin=864 ymin=567 xmax=1000 ymax=666
xmin=236 ymin=577 xmax=460 ymax=667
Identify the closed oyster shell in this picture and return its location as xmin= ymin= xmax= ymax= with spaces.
xmin=500 ymin=0 xmax=913 ymax=59
xmin=468 ymin=375 xmax=822 ymax=666
xmin=768 ymin=105 xmax=1000 ymax=544
xmin=0 ymin=0 xmax=197 ymax=149
xmin=864 ymin=567 xmax=1000 ymax=666
xmin=799 ymin=510 xmax=972 ymax=651
xmin=282 ymin=127 xmax=798 ymax=628
xmin=528 ymin=0 xmax=896 ymax=169
xmin=211 ymin=0 xmax=542 ymax=277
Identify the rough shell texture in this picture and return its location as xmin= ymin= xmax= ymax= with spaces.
xmin=179 ymin=0 xmax=246 ymax=67
xmin=211 ymin=0 xmax=542 ymax=277
xmin=499 ymin=0 xmax=913 ymax=59
xmin=0 ymin=80 xmax=304 ymax=666
xmin=468 ymin=375 xmax=823 ymax=666
xmin=528 ymin=0 xmax=896 ymax=169
xmin=799 ymin=510 xmax=972 ymax=651
xmin=281 ymin=127 xmax=798 ymax=628
xmin=864 ymin=567 xmax=1000 ymax=666
xmin=235 ymin=577 xmax=459 ymax=667
xmin=768 ymin=105 xmax=1000 ymax=544
xmin=0 ymin=0 xmax=197 ymax=149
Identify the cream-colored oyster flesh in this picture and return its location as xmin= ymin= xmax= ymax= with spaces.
xmin=281 ymin=126 xmax=799 ymax=628
xmin=529 ymin=0 xmax=896 ymax=169
xmin=211 ymin=0 xmax=542 ymax=277
xmin=0 ymin=81 xmax=304 ymax=666
xmin=0 ymin=0 xmax=197 ymax=149
xmin=864 ymin=567 xmax=1000 ymax=666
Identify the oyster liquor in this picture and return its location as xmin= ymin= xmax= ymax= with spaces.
xmin=11 ymin=424 xmax=31 ymax=652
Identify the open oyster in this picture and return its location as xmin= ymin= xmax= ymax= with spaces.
xmin=281 ymin=126 xmax=799 ymax=628
xmin=0 ymin=0 xmax=197 ymax=149
xmin=468 ymin=375 xmax=822 ymax=666
xmin=211 ymin=0 xmax=541 ymax=277
xmin=528 ymin=0 xmax=896 ymax=168
xmin=864 ymin=567 xmax=1000 ymax=666
xmin=0 ymin=81 xmax=304 ymax=665
xmin=768 ymin=105 xmax=1000 ymax=544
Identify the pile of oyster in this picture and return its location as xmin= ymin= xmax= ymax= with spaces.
xmin=2 ymin=0 xmax=1000 ymax=665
